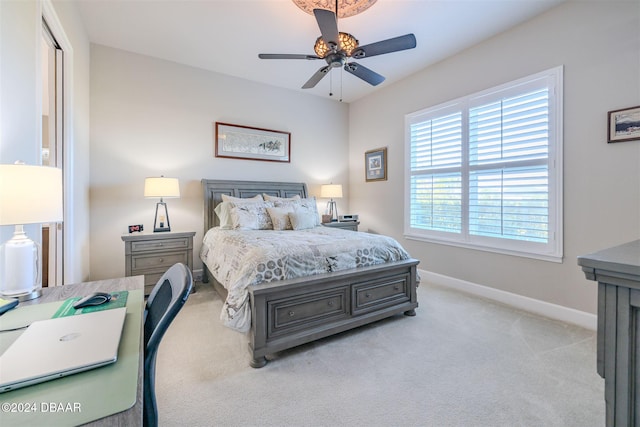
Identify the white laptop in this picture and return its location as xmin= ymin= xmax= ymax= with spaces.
xmin=0 ymin=307 xmax=127 ymax=393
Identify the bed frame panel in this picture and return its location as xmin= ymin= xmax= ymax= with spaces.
xmin=202 ymin=179 xmax=419 ymax=367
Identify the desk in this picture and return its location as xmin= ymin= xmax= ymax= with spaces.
xmin=0 ymin=276 xmax=144 ymax=426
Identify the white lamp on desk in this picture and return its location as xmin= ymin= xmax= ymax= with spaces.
xmin=144 ymin=176 xmax=180 ymax=232
xmin=0 ymin=162 xmax=63 ymax=301
xmin=320 ymin=184 xmax=343 ymax=222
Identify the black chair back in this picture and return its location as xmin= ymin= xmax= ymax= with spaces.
xmin=143 ymin=262 xmax=193 ymax=427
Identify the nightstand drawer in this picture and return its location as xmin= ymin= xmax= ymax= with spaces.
xmin=131 ymin=237 xmax=190 ymax=253
xmin=131 ymin=252 xmax=188 ymax=272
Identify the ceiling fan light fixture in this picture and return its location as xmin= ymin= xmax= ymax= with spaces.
xmin=314 ymin=32 xmax=359 ymax=57
xmin=292 ymin=0 xmax=377 ymax=19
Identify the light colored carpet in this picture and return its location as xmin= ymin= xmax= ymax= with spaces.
xmin=155 ymin=281 xmax=604 ymax=426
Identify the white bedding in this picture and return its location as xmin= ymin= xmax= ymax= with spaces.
xmin=200 ymin=226 xmax=411 ymax=332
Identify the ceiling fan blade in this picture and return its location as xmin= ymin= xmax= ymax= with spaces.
xmin=302 ymin=65 xmax=331 ymax=89
xmin=352 ymin=34 xmax=417 ymax=59
xmin=344 ymin=62 xmax=385 ymax=86
xmin=313 ymin=8 xmax=339 ymax=47
xmin=259 ymin=54 xmax=320 ymax=60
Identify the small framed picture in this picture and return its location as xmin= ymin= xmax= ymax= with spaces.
xmin=608 ymin=106 xmax=640 ymax=143
xmin=365 ymin=147 xmax=387 ymax=182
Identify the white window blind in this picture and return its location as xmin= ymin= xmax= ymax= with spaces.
xmin=405 ymin=67 xmax=563 ymax=261
xmin=409 ymin=112 xmax=462 ymax=232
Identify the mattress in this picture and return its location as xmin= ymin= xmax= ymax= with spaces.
xmin=200 ymin=226 xmax=411 ymax=332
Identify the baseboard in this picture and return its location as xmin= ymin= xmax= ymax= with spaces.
xmin=419 ymin=269 xmax=597 ymax=331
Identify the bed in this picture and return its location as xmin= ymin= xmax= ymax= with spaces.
xmin=201 ymin=179 xmax=419 ymax=368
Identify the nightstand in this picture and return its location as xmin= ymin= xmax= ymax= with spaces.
xmin=322 ymin=221 xmax=360 ymax=231
xmin=121 ymin=231 xmax=195 ymax=295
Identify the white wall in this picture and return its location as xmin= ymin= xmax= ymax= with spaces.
xmin=89 ymin=45 xmax=349 ymax=280
xmin=348 ymin=0 xmax=640 ymax=315
xmin=0 ymin=0 xmax=91 ymax=284
xmin=0 ymin=1 xmax=40 ymax=250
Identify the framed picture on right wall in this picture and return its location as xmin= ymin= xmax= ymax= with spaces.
xmin=608 ymin=105 xmax=640 ymax=143
xmin=365 ymin=147 xmax=387 ymax=182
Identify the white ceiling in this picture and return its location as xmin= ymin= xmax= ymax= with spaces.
xmin=76 ymin=0 xmax=565 ymax=103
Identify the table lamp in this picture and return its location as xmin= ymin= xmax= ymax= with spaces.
xmin=0 ymin=163 xmax=63 ymax=301
xmin=320 ymin=184 xmax=343 ymax=222
xmin=144 ymin=176 xmax=180 ymax=232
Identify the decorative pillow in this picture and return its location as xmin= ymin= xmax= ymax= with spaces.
xmin=221 ymin=194 xmax=263 ymax=202
xmin=263 ymin=194 xmax=301 ymax=202
xmin=295 ymin=197 xmax=321 ymax=225
xmin=214 ymin=198 xmax=273 ymax=230
xmin=214 ymin=201 xmax=234 ymax=229
xmin=289 ymin=209 xmax=317 ymax=230
xmin=230 ymin=206 xmax=260 ymax=230
xmin=273 ymin=196 xmax=321 ymax=225
xmin=236 ymin=201 xmax=274 ymax=230
xmin=266 ymin=206 xmax=294 ymax=230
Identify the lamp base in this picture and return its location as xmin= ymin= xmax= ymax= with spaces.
xmin=153 ymin=201 xmax=172 ymax=233
xmin=5 ymin=288 xmax=43 ymax=302
xmin=0 ymin=225 xmax=43 ymax=300
xmin=326 ymin=200 xmax=338 ymax=222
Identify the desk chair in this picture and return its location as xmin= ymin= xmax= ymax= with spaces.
xmin=143 ymin=262 xmax=193 ymax=427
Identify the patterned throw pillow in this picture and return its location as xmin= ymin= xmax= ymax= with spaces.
xmin=226 ymin=201 xmax=274 ymax=230
xmin=215 ymin=195 xmax=264 ymax=229
xmin=266 ymin=206 xmax=294 ymax=230
xmin=230 ymin=206 xmax=259 ymax=230
xmin=273 ymin=196 xmax=320 ymax=226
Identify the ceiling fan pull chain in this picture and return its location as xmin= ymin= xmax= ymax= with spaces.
xmin=340 ymin=67 xmax=343 ymax=102
xmin=329 ymin=67 xmax=334 ymax=97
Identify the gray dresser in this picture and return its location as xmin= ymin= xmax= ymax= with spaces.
xmin=578 ymin=240 xmax=640 ymax=427
xmin=122 ymin=231 xmax=195 ymax=295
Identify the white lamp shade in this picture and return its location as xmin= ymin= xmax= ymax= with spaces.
xmin=320 ymin=184 xmax=343 ymax=199
xmin=144 ymin=177 xmax=180 ymax=198
xmin=0 ymin=164 xmax=63 ymax=225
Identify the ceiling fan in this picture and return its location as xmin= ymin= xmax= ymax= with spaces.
xmin=258 ymin=8 xmax=416 ymax=89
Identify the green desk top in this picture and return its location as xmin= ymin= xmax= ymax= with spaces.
xmin=0 ymin=289 xmax=143 ymax=426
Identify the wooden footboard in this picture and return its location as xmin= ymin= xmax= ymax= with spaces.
xmin=247 ymin=258 xmax=419 ymax=367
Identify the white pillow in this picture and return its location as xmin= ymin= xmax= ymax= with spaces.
xmin=289 ymin=209 xmax=317 ymax=230
xmin=222 ymin=194 xmax=263 ymax=202
xmin=266 ymin=206 xmax=294 ymax=230
xmin=295 ymin=197 xmax=321 ymax=225
xmin=263 ymin=194 xmax=301 ymax=202
xmin=214 ymin=201 xmax=234 ymax=229
xmin=272 ymin=197 xmax=320 ymax=224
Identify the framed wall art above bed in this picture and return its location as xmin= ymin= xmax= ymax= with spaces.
xmin=214 ymin=122 xmax=291 ymax=162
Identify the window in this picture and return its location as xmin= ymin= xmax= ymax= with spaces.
xmin=405 ymin=67 xmax=563 ymax=262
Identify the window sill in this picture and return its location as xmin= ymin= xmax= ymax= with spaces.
xmin=404 ymin=234 xmax=563 ymax=263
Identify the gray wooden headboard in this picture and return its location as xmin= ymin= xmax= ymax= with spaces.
xmin=201 ymin=179 xmax=308 ymax=232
